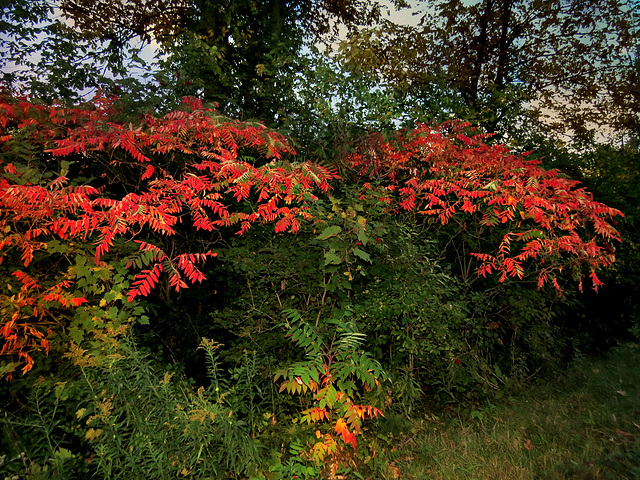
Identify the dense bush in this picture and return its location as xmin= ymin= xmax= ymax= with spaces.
xmin=0 ymin=87 xmax=628 ymax=478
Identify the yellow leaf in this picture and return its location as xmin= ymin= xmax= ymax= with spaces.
xmin=85 ymin=428 xmax=103 ymax=441
xmin=335 ymin=418 xmax=348 ymax=435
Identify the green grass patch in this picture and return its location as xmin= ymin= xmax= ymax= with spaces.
xmin=371 ymin=343 xmax=640 ymax=479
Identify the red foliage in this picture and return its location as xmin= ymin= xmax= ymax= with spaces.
xmin=0 ymin=93 xmax=335 ymax=373
xmin=349 ymin=121 xmax=622 ymax=291
xmin=280 ymin=371 xmax=383 ymax=461
xmin=0 ymin=95 xmax=623 ymax=375
xmin=1 ymin=271 xmax=86 ymax=377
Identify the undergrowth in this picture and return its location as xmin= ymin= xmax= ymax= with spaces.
xmin=367 ymin=343 xmax=640 ymax=479
xmin=2 ymin=339 xmax=638 ymax=479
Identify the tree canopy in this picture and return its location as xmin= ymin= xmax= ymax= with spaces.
xmin=339 ymin=0 xmax=639 ymax=142
xmin=1 ymin=0 xmax=404 ymax=120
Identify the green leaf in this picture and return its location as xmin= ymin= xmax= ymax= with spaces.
xmin=353 ymin=247 xmax=371 ymax=262
xmin=483 ymin=180 xmax=499 ymax=191
xmin=60 ymin=160 xmax=71 ymax=176
xmin=520 ymin=230 xmax=544 ymax=241
xmin=324 ymin=250 xmax=342 ymax=266
xmin=357 ymin=229 xmax=369 ymax=245
xmin=69 ymin=327 xmax=84 ymax=344
xmin=317 ymin=225 xmax=342 ymax=240
xmin=0 ymin=362 xmax=17 ymax=378
xmin=326 ymin=384 xmax=337 ymax=408
xmin=46 ymin=240 xmax=68 ymax=254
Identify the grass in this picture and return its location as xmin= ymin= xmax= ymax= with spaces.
xmin=371 ymin=343 xmax=640 ymax=479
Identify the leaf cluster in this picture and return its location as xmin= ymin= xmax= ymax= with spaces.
xmin=0 ymin=93 xmax=334 ymax=373
xmin=348 ymin=121 xmax=623 ymax=292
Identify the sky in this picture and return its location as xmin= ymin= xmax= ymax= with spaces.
xmin=379 ymin=0 xmax=423 ymax=26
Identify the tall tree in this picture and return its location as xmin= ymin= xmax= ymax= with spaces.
xmin=339 ymin=0 xmax=639 ymax=142
xmin=1 ymin=0 xmax=400 ymax=121
xmin=134 ymin=0 xmax=393 ymax=122
xmin=0 ymin=0 xmax=148 ymax=102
